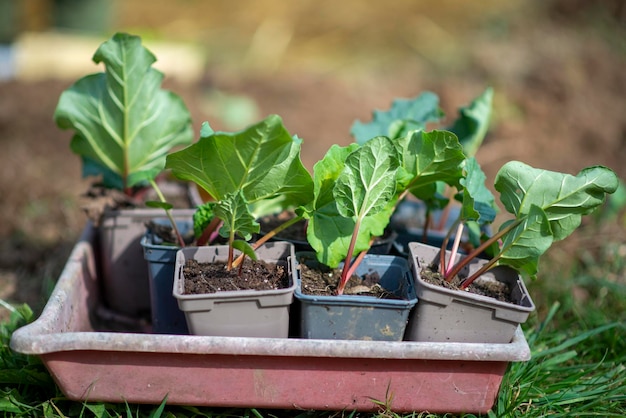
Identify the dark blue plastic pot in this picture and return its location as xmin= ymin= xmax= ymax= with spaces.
xmin=295 ymin=254 xmax=417 ymax=341
xmin=141 ymin=219 xmax=193 ymax=334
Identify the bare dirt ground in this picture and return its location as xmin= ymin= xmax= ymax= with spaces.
xmin=0 ymin=2 xmax=625 ymax=321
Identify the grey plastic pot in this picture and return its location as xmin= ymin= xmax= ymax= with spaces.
xmin=98 ymin=208 xmax=197 ymax=317
xmin=140 ymin=218 xmax=194 ymax=334
xmin=173 ymin=242 xmax=297 ymax=338
xmin=295 ymin=254 xmax=418 ymax=341
xmin=406 ymin=242 xmax=535 ymax=344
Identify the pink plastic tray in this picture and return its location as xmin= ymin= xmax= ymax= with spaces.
xmin=10 ymin=224 xmax=530 ymax=414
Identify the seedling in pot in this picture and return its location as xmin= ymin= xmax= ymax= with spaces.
xmin=329 ymin=136 xmax=401 ymax=295
xmin=303 ymin=129 xmax=467 ymax=295
xmin=54 ymin=33 xmax=194 ymax=221
xmin=439 ymin=161 xmax=619 ymax=289
xmin=166 ymin=115 xmax=313 ymax=271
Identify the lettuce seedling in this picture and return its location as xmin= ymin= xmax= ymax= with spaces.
xmin=441 ymin=162 xmax=619 ymax=287
xmin=54 ymin=32 xmax=193 ymax=195
xmin=166 ymin=115 xmax=313 ymax=270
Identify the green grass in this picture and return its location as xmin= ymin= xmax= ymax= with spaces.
xmin=2 ymin=212 xmax=625 ymax=417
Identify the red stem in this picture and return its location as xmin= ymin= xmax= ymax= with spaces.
xmin=444 ymin=219 xmax=520 ymax=284
xmin=232 ymin=215 xmax=304 ymax=269
xmin=439 ymin=218 xmax=459 ymax=279
xmin=336 ymin=218 xmax=362 ymax=295
xmin=197 ymin=217 xmax=222 ymax=246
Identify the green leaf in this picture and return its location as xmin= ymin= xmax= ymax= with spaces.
xmin=334 ymin=136 xmax=400 ymax=219
xmin=351 ymin=92 xmax=444 ymax=143
xmin=497 ymin=204 xmax=554 ymax=278
xmin=214 ymin=191 xmax=259 ymax=242
xmin=397 ymin=130 xmax=466 ymax=198
xmin=232 ymin=240 xmax=258 ymax=261
xmin=54 ymin=33 xmax=194 ymax=190
xmin=447 ymin=87 xmax=493 ymax=157
xmin=193 ymin=202 xmax=216 ymax=238
xmin=306 ymin=138 xmax=400 ymax=267
xmin=307 ymin=143 xmax=360 ymax=214
xmin=495 ymin=162 xmax=619 ymax=241
xmin=459 ymin=157 xmax=497 ymax=224
xmin=305 ymin=143 xmax=386 ymax=267
xmin=166 ymin=115 xmax=313 ymax=217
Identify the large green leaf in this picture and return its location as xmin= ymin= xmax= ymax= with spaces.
xmin=306 ymin=139 xmax=400 ymax=267
xmin=304 ymin=145 xmax=358 ymax=265
xmin=397 ymin=130 xmax=466 ymax=198
xmin=334 ymin=136 xmax=400 ymax=219
xmin=304 ymin=144 xmax=362 ymax=267
xmin=303 ymin=143 xmax=360 ymax=215
xmin=497 ymin=204 xmax=554 ymax=278
xmin=447 ymin=87 xmax=493 ymax=157
xmin=54 ymin=33 xmax=194 ymax=190
xmin=495 ymin=162 xmax=619 ymax=241
xmin=350 ymin=92 xmax=443 ymax=143
xmin=166 ymin=115 xmax=313 ymax=217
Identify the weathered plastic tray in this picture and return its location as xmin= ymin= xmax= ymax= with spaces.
xmin=10 ymin=223 xmax=531 ymax=414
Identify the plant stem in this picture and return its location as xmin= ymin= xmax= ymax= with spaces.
xmin=445 ymin=222 xmax=465 ymax=275
xmin=336 ymin=217 xmax=362 ymax=295
xmin=196 ymin=217 xmax=222 ymax=246
xmin=231 ymin=215 xmax=304 ymax=269
xmin=439 ymin=218 xmax=459 ymax=278
xmin=149 ymin=179 xmax=186 ymax=247
xmin=227 ymin=230 xmax=235 ymax=271
xmin=342 ymin=238 xmax=374 ymax=283
xmin=444 ymin=219 xmax=521 ymax=284
xmin=460 ymin=256 xmax=501 ymax=289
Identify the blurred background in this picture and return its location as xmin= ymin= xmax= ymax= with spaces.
xmin=0 ymin=0 xmax=625 ymax=318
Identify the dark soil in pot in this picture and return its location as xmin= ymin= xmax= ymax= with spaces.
xmin=420 ymin=266 xmax=513 ymax=303
xmin=182 ymin=259 xmax=290 ymax=294
xmin=299 ymin=262 xmax=402 ymax=299
xmin=145 ymin=220 xmax=196 ymax=245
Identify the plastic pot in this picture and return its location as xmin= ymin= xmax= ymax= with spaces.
xmin=295 ymin=254 xmax=417 ymax=341
xmin=140 ymin=218 xmax=195 ymax=334
xmin=98 ymin=208 xmax=196 ymax=318
xmin=406 ymin=242 xmax=535 ymax=343
xmin=173 ymin=242 xmax=297 ymax=338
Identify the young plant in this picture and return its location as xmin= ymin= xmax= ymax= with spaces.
xmin=332 ymin=136 xmax=401 ymax=294
xmin=165 ymin=115 xmax=313 ymax=270
xmin=54 ymin=32 xmax=194 ymax=196
xmin=442 ymin=161 xmax=619 ymax=288
xmin=304 ymin=129 xmax=467 ymax=295
xmin=53 ymin=33 xmax=194 ymax=245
